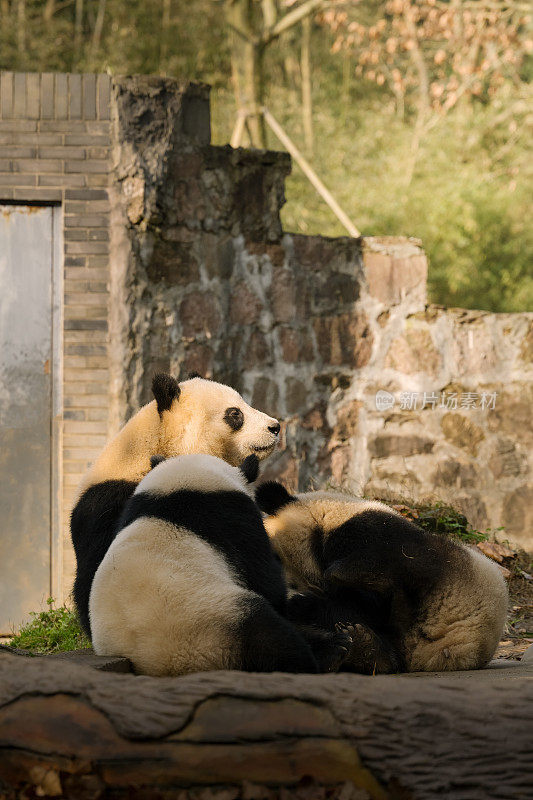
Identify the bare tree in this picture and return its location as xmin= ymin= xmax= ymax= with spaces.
xmin=320 ymin=0 xmax=531 ymax=184
xmin=225 ymin=0 xmax=323 ymax=148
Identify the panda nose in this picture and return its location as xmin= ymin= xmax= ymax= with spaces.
xmin=268 ymin=422 xmax=281 ymax=436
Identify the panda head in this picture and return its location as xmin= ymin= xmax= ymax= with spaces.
xmin=138 ymin=452 xmax=260 ymax=499
xmin=255 ymin=483 xmax=402 ymax=590
xmin=151 ymin=373 xmax=280 ymax=467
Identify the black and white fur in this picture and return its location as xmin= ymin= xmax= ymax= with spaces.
xmin=256 ymin=484 xmax=509 ymax=673
xmin=71 ymin=373 xmax=281 ymax=637
xmin=89 ymin=455 xmax=346 ymax=676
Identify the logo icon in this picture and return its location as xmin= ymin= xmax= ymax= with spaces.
xmin=375 ymin=390 xmax=395 ymax=412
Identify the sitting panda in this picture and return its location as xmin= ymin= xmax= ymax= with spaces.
xmin=255 ymin=484 xmax=509 ymax=673
xmin=89 ymin=454 xmax=350 ymax=676
xmin=71 ymin=373 xmax=281 ymax=637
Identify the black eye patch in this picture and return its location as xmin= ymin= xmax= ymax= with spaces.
xmin=224 ymin=406 xmax=244 ymax=431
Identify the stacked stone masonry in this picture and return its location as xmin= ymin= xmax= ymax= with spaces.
xmin=1 ymin=73 xmax=531 ymax=605
xmin=109 ymin=76 xmax=532 ymax=553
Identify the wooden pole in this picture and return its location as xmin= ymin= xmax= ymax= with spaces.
xmin=230 ymin=111 xmax=247 ymax=149
xmin=261 ymin=106 xmax=361 ymax=238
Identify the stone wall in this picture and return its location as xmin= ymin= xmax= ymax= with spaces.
xmin=339 ymin=305 xmax=532 ymax=548
xmin=109 ymin=77 xmax=532 ymax=551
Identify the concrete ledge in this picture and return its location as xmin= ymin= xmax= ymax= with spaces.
xmin=0 ymin=644 xmax=131 ymax=673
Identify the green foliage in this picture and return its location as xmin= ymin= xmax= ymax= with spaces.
xmin=9 ymin=598 xmax=90 ymax=654
xmin=403 ymin=503 xmax=490 ymax=544
xmin=0 ymin=0 xmax=230 ymax=80
xmin=258 ymin=76 xmax=532 ymax=313
xmin=1 ymin=4 xmax=531 ymax=312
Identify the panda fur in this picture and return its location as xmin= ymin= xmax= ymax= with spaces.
xmin=89 ymin=454 xmax=325 ymax=676
xmin=71 ymin=373 xmax=281 ymax=637
xmin=256 ymin=484 xmax=509 ymax=673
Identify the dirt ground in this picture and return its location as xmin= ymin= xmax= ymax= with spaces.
xmin=494 ymin=548 xmax=533 ymax=659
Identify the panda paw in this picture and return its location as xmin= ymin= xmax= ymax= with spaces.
xmin=335 ymin=621 xmax=401 ymax=675
xmin=317 ymin=627 xmax=354 ymax=673
xmin=335 ymin=621 xmax=357 ymax=639
xmin=296 ymin=624 xmax=353 ymax=673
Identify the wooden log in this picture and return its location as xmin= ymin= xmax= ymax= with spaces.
xmin=0 ymin=651 xmax=532 ymax=799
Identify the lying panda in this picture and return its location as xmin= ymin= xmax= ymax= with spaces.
xmin=89 ymin=454 xmax=350 ymax=676
xmin=256 ymin=484 xmax=509 ymax=673
xmin=71 ymin=373 xmax=281 ymax=637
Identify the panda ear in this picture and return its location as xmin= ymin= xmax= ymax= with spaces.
xmin=150 ymin=455 xmax=166 ymax=470
xmin=325 ymin=557 xmax=392 ymax=594
xmin=324 ymin=558 xmax=356 ymax=587
xmin=152 ymin=373 xmax=180 ymax=415
xmin=188 ymin=371 xmax=203 ymax=379
xmin=239 ymin=454 xmax=260 ymax=484
xmin=255 ymin=481 xmax=296 ymax=515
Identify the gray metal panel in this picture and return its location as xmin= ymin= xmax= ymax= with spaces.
xmin=0 ymin=205 xmax=53 ymax=633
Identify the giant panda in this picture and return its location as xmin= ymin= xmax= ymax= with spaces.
xmin=255 ymin=484 xmax=509 ymax=673
xmin=89 ymin=454 xmax=350 ymax=676
xmin=71 ymin=373 xmax=281 ymax=637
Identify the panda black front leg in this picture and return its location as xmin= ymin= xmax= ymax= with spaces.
xmin=238 ymin=597 xmax=319 ymax=674
xmin=296 ymin=624 xmax=354 ymax=673
xmin=286 ymin=591 xmax=402 ymax=674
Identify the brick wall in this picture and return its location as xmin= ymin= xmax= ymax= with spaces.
xmin=0 ymin=72 xmax=112 ymax=595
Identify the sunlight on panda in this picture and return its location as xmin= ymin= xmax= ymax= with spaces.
xmin=89 ymin=454 xmax=323 ymax=676
xmin=256 ymin=483 xmax=508 ymax=673
xmin=71 ymin=373 xmax=280 ymax=638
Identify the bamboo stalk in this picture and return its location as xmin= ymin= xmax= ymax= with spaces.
xmin=160 ymin=0 xmax=171 ymax=70
xmin=74 ymin=0 xmax=83 ymax=50
xmin=301 ymin=15 xmax=313 ymax=155
xmin=44 ymin=0 xmax=56 ymax=24
xmin=17 ymin=0 xmax=26 ymax=55
xmin=90 ymin=0 xmax=106 ymax=56
xmin=262 ymin=106 xmax=361 ymax=238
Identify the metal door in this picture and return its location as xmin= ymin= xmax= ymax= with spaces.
xmin=0 ymin=205 xmax=59 ymax=633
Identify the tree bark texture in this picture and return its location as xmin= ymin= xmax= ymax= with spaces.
xmin=0 ymin=651 xmax=532 ymax=799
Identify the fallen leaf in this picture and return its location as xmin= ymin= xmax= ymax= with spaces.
xmin=392 ymin=504 xmax=419 ymax=518
xmin=477 ymin=541 xmax=516 ymax=563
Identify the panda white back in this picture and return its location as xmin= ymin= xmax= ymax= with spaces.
xmin=90 ymin=515 xmax=248 ymax=675
xmin=89 ymin=455 xmax=320 ymax=676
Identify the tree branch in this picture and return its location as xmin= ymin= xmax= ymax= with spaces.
xmin=263 ymin=0 xmax=323 ymax=44
xmin=227 ymin=19 xmax=255 ymax=43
